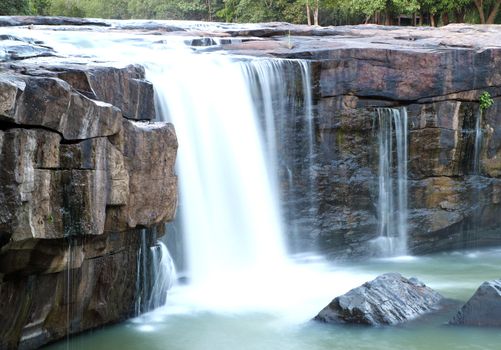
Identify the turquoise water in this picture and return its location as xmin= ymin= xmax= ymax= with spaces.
xmin=47 ymin=248 xmax=501 ymax=350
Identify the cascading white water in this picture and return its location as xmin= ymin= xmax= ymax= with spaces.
xmin=374 ymin=108 xmax=408 ymax=256
xmin=147 ymin=53 xmax=289 ymax=292
xmin=241 ymin=60 xmax=316 ymax=253
xmin=241 ymin=60 xmax=314 ymax=182
xmin=135 ymin=230 xmax=177 ymax=315
xmin=148 ymin=242 xmax=177 ymax=311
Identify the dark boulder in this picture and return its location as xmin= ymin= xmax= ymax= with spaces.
xmin=314 ymin=273 xmax=443 ymax=326
xmin=449 ymin=279 xmax=501 ymax=327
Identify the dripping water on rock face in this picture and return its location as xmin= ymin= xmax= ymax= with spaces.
xmin=371 ymin=107 xmax=408 ymax=257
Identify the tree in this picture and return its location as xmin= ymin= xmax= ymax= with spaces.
xmin=231 ymin=0 xmax=305 ymax=23
xmin=349 ymin=0 xmax=420 ymax=24
xmin=49 ymin=0 xmax=86 ymax=17
xmin=419 ymin=0 xmax=471 ymax=26
xmin=305 ymin=0 xmax=320 ymax=25
xmin=0 ymin=0 xmax=31 ymax=15
xmin=473 ymin=0 xmax=501 ymax=23
xmin=31 ymin=0 xmax=51 ymax=15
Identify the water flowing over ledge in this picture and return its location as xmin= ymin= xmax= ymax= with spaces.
xmin=372 ymin=107 xmax=408 ymax=256
xmin=1 ymin=21 xmax=501 ymax=349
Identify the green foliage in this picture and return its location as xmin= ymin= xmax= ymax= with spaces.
xmin=0 ymin=0 xmax=31 ymax=15
xmin=479 ymin=91 xmax=494 ymax=111
xmin=49 ymin=0 xmax=86 ymax=17
xmin=31 ymin=0 xmax=51 ymax=15
xmin=1 ymin=0 xmax=499 ymax=25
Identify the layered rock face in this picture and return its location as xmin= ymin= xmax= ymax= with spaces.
xmin=267 ymin=25 xmax=501 ymax=257
xmin=0 ymin=57 xmax=177 ymax=349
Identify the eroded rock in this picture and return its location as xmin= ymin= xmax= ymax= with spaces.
xmin=314 ymin=273 xmax=443 ymax=326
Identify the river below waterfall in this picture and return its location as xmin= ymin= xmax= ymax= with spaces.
xmin=45 ymin=248 xmax=501 ymax=350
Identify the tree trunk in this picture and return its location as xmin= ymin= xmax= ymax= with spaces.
xmin=442 ymin=12 xmax=449 ymax=25
xmin=206 ymin=0 xmax=212 ymax=21
xmin=313 ymin=0 xmax=319 ymax=26
xmin=486 ymin=0 xmax=501 ymax=24
xmin=474 ymin=0 xmax=486 ymax=24
xmin=454 ymin=9 xmax=466 ymax=23
xmin=385 ymin=9 xmax=391 ymax=25
xmin=430 ymin=13 xmax=436 ymax=27
xmin=306 ymin=0 xmax=311 ymax=25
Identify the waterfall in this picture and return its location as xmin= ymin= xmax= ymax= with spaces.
xmin=374 ymin=108 xmax=408 ymax=256
xmin=147 ymin=53 xmax=293 ymax=291
xmin=240 ymin=59 xmax=315 ymax=253
xmin=135 ymin=229 xmax=177 ymax=315
xmin=148 ymin=242 xmax=177 ymax=311
xmin=473 ymin=110 xmax=483 ymax=175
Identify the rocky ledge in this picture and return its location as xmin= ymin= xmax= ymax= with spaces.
xmin=0 ymin=48 xmax=177 ymax=348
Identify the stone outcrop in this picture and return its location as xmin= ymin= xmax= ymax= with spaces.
xmin=449 ymin=279 xmax=501 ymax=327
xmin=314 ymin=273 xmax=444 ymax=326
xmin=0 ymin=51 xmax=177 ymax=348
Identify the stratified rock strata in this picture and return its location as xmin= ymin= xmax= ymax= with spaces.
xmin=0 ymin=55 xmax=177 ymax=349
xmin=314 ymin=273 xmax=443 ymax=326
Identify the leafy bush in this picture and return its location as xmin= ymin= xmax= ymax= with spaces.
xmin=479 ymin=91 xmax=494 ymax=111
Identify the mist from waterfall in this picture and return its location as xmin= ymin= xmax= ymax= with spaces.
xmin=373 ymin=108 xmax=408 ymax=256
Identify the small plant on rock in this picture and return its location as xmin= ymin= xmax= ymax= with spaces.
xmin=479 ymin=91 xmax=494 ymax=111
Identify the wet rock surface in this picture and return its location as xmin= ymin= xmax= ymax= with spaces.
xmin=449 ymin=279 xmax=501 ymax=327
xmin=0 ymin=26 xmax=178 ymax=349
xmin=314 ymin=273 xmax=444 ymax=326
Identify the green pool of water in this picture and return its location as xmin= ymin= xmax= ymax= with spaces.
xmin=47 ymin=248 xmax=501 ymax=350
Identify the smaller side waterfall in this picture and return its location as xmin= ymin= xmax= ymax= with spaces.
xmin=473 ymin=110 xmax=483 ymax=175
xmin=374 ymin=107 xmax=408 ymax=256
xmin=135 ymin=229 xmax=176 ymax=315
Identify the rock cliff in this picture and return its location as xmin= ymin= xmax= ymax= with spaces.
xmin=0 ymin=54 xmax=178 ymax=348
xmin=296 ymin=25 xmax=501 ymax=257
xmin=223 ymin=23 xmax=501 ymax=258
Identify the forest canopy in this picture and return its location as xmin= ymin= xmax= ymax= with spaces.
xmin=1 ymin=0 xmax=500 ymax=26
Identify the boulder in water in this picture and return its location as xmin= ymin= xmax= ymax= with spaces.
xmin=314 ymin=273 xmax=443 ymax=326
xmin=449 ymin=279 xmax=501 ymax=327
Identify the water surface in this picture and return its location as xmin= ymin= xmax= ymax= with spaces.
xmin=47 ymin=248 xmax=501 ymax=350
